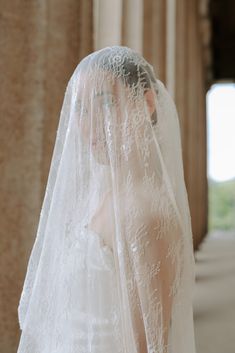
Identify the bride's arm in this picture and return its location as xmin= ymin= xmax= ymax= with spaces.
xmin=128 ymin=214 xmax=181 ymax=353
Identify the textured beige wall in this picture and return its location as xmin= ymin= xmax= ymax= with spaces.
xmin=0 ymin=1 xmax=93 ymax=352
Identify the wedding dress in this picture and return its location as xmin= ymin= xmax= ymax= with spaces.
xmin=56 ymin=223 xmax=122 ymax=353
xmin=16 ymin=45 xmax=197 ymax=353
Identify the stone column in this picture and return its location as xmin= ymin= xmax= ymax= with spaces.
xmin=121 ymin=0 xmax=143 ymax=53
xmin=143 ymin=0 xmax=167 ymax=83
xmin=0 ymin=1 xmax=93 ymax=352
xmin=175 ymin=0 xmax=208 ymax=248
xmin=93 ymin=0 xmax=122 ymax=50
xmin=166 ymin=0 xmax=176 ymax=97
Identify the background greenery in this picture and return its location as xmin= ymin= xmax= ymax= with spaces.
xmin=208 ymin=177 xmax=235 ymax=231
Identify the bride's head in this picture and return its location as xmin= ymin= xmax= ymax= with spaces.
xmin=76 ymin=46 xmax=158 ymax=166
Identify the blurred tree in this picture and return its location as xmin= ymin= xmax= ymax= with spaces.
xmin=208 ymin=178 xmax=235 ymax=230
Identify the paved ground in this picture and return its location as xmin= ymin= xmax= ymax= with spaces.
xmin=193 ymin=229 xmax=235 ymax=353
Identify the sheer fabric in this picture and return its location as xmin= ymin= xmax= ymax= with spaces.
xmin=17 ymin=45 xmax=196 ymax=353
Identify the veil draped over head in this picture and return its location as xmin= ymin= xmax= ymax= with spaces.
xmin=17 ymin=46 xmax=196 ymax=353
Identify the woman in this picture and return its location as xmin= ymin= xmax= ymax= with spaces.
xmin=17 ymin=46 xmax=196 ymax=353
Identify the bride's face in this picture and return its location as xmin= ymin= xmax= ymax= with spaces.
xmin=77 ymin=69 xmax=155 ymax=166
xmin=77 ymin=71 xmax=127 ymax=165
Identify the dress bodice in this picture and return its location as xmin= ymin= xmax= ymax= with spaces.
xmin=62 ymin=223 xmax=123 ymax=353
xmin=83 ymin=223 xmax=115 ymax=271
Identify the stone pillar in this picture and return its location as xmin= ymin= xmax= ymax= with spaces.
xmin=121 ymin=0 xmax=143 ymax=53
xmin=143 ymin=0 xmax=167 ymax=83
xmin=166 ymin=0 xmax=176 ymax=97
xmin=175 ymin=0 xmax=208 ymax=248
xmin=0 ymin=1 xmax=93 ymax=352
xmin=93 ymin=0 xmax=123 ymax=49
xmin=0 ymin=4 xmax=47 ymax=352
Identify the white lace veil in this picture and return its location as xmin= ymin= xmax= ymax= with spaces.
xmin=17 ymin=46 xmax=196 ymax=353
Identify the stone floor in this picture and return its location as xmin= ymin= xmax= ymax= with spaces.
xmin=193 ymin=229 xmax=235 ymax=353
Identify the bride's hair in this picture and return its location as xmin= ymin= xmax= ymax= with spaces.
xmin=89 ymin=48 xmax=158 ymax=126
xmin=121 ymin=60 xmax=158 ymax=126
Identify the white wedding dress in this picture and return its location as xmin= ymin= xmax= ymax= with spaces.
xmin=62 ymin=223 xmax=123 ymax=353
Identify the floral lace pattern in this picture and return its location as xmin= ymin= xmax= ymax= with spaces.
xmin=17 ymin=46 xmax=196 ymax=353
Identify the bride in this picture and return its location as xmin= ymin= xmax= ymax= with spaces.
xmin=17 ymin=45 xmax=197 ymax=353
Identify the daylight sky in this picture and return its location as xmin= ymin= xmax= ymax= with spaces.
xmin=206 ymin=83 xmax=235 ymax=182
